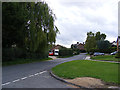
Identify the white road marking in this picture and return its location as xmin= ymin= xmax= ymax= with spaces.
xmin=28 ymin=75 xmax=34 ymax=77
xmin=34 ymin=73 xmax=39 ymax=76
xmin=12 ymin=79 xmax=20 ymax=83
xmin=2 ymin=82 xmax=11 ymax=86
xmin=2 ymin=70 xmax=47 ymax=86
xmin=38 ymin=71 xmax=47 ymax=74
xmin=21 ymin=77 xmax=27 ymax=80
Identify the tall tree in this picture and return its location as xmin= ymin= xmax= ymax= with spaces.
xmin=24 ymin=2 xmax=59 ymax=53
xmin=95 ymin=31 xmax=106 ymax=41
xmin=2 ymin=2 xmax=59 ymax=59
xmin=84 ymin=31 xmax=96 ymax=53
xmin=97 ymin=40 xmax=111 ymax=53
xmin=85 ymin=31 xmax=108 ymax=53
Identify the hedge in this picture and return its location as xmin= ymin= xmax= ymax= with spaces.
xmin=2 ymin=47 xmax=48 ymax=62
xmin=59 ymin=48 xmax=73 ymax=56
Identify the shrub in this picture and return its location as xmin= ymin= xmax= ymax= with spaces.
xmin=59 ymin=48 xmax=73 ymax=56
xmin=73 ymin=48 xmax=80 ymax=55
xmin=2 ymin=47 xmax=26 ymax=62
xmin=2 ymin=47 xmax=48 ymax=62
xmin=115 ymin=51 xmax=120 ymax=58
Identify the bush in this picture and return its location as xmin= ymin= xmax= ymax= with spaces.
xmin=80 ymin=50 xmax=86 ymax=53
xmin=2 ymin=47 xmax=26 ymax=62
xmin=73 ymin=48 xmax=80 ymax=55
xmin=59 ymin=48 xmax=73 ymax=56
xmin=115 ymin=51 xmax=120 ymax=58
xmin=2 ymin=47 xmax=48 ymax=62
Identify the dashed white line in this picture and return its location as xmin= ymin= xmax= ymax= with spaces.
xmin=2 ymin=70 xmax=47 ymax=86
xmin=21 ymin=77 xmax=27 ymax=80
xmin=38 ymin=71 xmax=47 ymax=74
xmin=28 ymin=75 xmax=34 ymax=77
xmin=2 ymin=82 xmax=11 ymax=86
xmin=34 ymin=73 xmax=39 ymax=76
xmin=12 ymin=79 xmax=20 ymax=83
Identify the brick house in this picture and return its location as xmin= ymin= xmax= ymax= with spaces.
xmin=71 ymin=42 xmax=85 ymax=52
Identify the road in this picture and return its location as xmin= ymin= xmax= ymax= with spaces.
xmin=2 ymin=53 xmax=86 ymax=88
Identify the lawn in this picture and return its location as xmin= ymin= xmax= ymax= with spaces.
xmin=91 ymin=55 xmax=120 ymax=62
xmin=3 ymin=57 xmax=52 ymax=66
xmin=52 ymin=60 xmax=119 ymax=85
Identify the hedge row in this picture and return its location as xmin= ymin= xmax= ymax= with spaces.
xmin=59 ymin=48 xmax=73 ymax=56
xmin=2 ymin=47 xmax=48 ymax=62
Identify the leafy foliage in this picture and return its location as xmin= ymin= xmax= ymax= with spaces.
xmin=84 ymin=31 xmax=110 ymax=53
xmin=71 ymin=44 xmax=80 ymax=55
xmin=97 ymin=40 xmax=111 ymax=53
xmin=115 ymin=51 xmax=120 ymax=58
xmin=59 ymin=48 xmax=73 ymax=56
xmin=84 ymin=32 xmax=96 ymax=53
xmin=2 ymin=2 xmax=59 ymax=61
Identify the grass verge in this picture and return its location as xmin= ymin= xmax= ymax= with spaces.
xmin=52 ymin=60 xmax=119 ymax=85
xmin=3 ymin=57 xmax=52 ymax=66
xmin=91 ymin=55 xmax=119 ymax=62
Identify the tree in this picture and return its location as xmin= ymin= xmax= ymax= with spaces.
xmin=97 ymin=40 xmax=111 ymax=53
xmin=2 ymin=2 xmax=27 ymax=48
xmin=24 ymin=2 xmax=59 ymax=53
xmin=84 ymin=31 xmax=96 ymax=53
xmin=84 ymin=31 xmax=107 ymax=53
xmin=2 ymin=2 xmax=59 ymax=60
xmin=95 ymin=31 xmax=106 ymax=41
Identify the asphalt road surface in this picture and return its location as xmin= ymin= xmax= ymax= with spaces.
xmin=2 ymin=53 xmax=86 ymax=88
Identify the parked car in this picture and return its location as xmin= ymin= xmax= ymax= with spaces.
xmin=110 ymin=51 xmax=118 ymax=55
xmin=94 ymin=52 xmax=104 ymax=56
xmin=54 ymin=49 xmax=59 ymax=56
xmin=49 ymin=51 xmax=54 ymax=56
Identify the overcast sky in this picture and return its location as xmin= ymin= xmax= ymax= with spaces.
xmin=44 ymin=0 xmax=119 ymax=48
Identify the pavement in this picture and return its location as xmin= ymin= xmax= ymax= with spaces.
xmin=48 ymin=56 xmax=58 ymax=60
xmin=2 ymin=53 xmax=86 ymax=88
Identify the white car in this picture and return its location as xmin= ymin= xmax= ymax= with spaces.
xmin=110 ymin=51 xmax=118 ymax=55
xmin=54 ymin=49 xmax=59 ymax=56
xmin=94 ymin=52 xmax=104 ymax=56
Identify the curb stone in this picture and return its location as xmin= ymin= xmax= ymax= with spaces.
xmin=49 ymin=70 xmax=119 ymax=90
xmin=49 ymin=70 xmax=95 ymax=90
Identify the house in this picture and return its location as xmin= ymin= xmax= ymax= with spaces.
xmin=117 ymin=36 xmax=120 ymax=51
xmin=71 ymin=42 xmax=85 ymax=52
xmin=111 ymin=36 xmax=120 ymax=51
xmin=77 ymin=43 xmax=85 ymax=50
xmin=50 ymin=45 xmax=65 ymax=51
xmin=49 ymin=45 xmax=65 ymax=56
xmin=111 ymin=41 xmax=117 ymax=46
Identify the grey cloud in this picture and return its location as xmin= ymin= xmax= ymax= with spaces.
xmin=45 ymin=0 xmax=118 ymax=47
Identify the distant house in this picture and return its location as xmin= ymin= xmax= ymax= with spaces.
xmin=111 ymin=41 xmax=117 ymax=46
xmin=117 ymin=36 xmax=120 ymax=51
xmin=77 ymin=43 xmax=85 ymax=50
xmin=71 ymin=42 xmax=85 ymax=52
xmin=111 ymin=36 xmax=120 ymax=51
xmin=49 ymin=45 xmax=65 ymax=56
xmin=50 ymin=45 xmax=65 ymax=51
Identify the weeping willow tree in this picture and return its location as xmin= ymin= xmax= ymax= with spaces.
xmin=24 ymin=2 xmax=59 ymax=57
xmin=2 ymin=2 xmax=59 ymax=60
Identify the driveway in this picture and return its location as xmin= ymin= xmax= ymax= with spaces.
xmin=2 ymin=53 xmax=86 ymax=88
